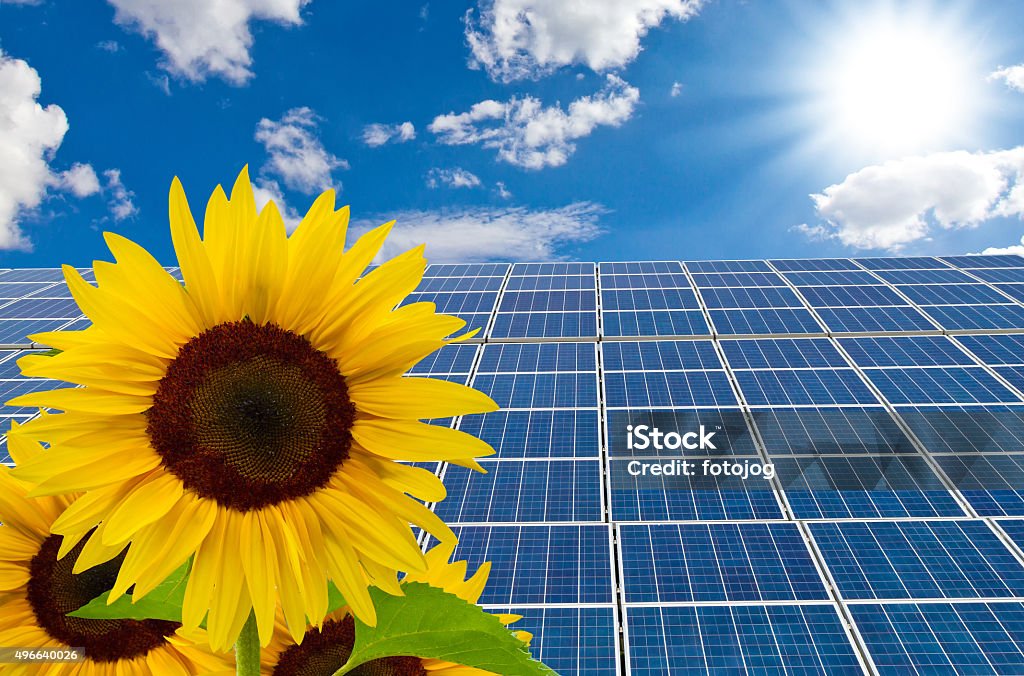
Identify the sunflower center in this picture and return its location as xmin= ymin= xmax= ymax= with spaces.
xmin=25 ymin=533 xmax=179 ymax=662
xmin=147 ymin=321 xmax=355 ymax=511
xmin=273 ymin=617 xmax=426 ymax=676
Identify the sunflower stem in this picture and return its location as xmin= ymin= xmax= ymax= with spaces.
xmin=235 ymin=611 xmax=260 ymax=676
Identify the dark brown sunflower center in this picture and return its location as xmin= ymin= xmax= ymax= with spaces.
xmin=25 ymin=533 xmax=179 ymax=662
xmin=273 ymin=617 xmax=426 ymax=676
xmin=147 ymin=321 xmax=355 ymax=511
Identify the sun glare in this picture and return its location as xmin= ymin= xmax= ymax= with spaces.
xmin=795 ymin=4 xmax=988 ymax=161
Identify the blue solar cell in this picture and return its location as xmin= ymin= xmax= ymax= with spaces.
xmin=0 ymin=269 xmax=69 ymax=282
xmin=897 ymin=283 xmax=1010 ymax=305
xmin=923 ymin=304 xmax=1024 ymax=331
xmin=423 ymin=263 xmax=509 ymax=277
xmin=498 ymin=290 xmax=597 ymax=312
xmin=599 ymin=273 xmax=689 ymax=289
xmin=971 ymin=268 xmax=1024 ymax=283
xmin=736 ymin=369 xmax=879 ymax=406
xmin=604 ymin=371 xmax=737 ymax=408
xmin=720 ymin=338 xmax=846 ymax=369
xmin=810 ymin=520 xmax=1024 ymax=599
xmin=599 ymin=261 xmax=683 ymax=274
xmin=478 ymin=342 xmax=596 ymax=372
xmin=619 ymin=523 xmax=828 ymax=602
xmin=770 ymin=258 xmax=859 ymax=271
xmin=957 ymin=334 xmax=1024 ymax=365
xmin=0 ymin=319 xmax=71 ymax=345
xmin=996 ymin=283 xmax=1024 ymax=302
xmin=752 ymin=407 xmax=917 ymax=454
xmin=699 ymin=286 xmax=802 ymax=309
xmin=686 ymin=259 xmax=772 ymax=273
xmin=626 ymin=604 xmax=862 ymax=676
xmin=417 ymin=276 xmax=505 ymax=293
xmin=402 ymin=291 xmax=499 ymax=313
xmin=606 ymin=408 xmax=758 ymax=456
xmin=709 ymin=308 xmax=824 ymax=335
xmin=603 ymin=310 xmax=710 ymax=337
xmin=814 ymin=306 xmax=938 ymax=333
xmin=775 ymin=456 xmax=963 ymax=519
xmin=0 ymin=297 xmax=82 ymax=319
xmin=943 ymin=254 xmax=1024 ymax=268
xmin=938 ymin=456 xmax=1024 ymax=516
xmin=0 ymin=282 xmax=59 ymax=299
xmin=489 ymin=311 xmax=598 ymax=338
xmin=603 ymin=340 xmax=721 ymax=371
xmin=408 ymin=344 xmax=478 ymax=375
xmin=858 ymin=257 xmax=950 ymax=270
xmin=608 ymin=458 xmax=783 ymax=520
xmin=459 ymin=410 xmax=600 ymax=458
xmin=0 ymin=350 xmax=42 ymax=379
xmin=994 ymin=366 xmax=1024 ymax=397
xmin=798 ymin=285 xmax=907 ymax=307
xmin=442 ymin=525 xmax=614 ymax=604
xmin=472 ymin=373 xmax=598 ymax=408
xmin=505 ymin=275 xmax=595 ymax=291
xmin=838 ymin=335 xmax=976 ymax=367
xmin=851 ymin=601 xmax=1024 ymax=675
xmin=863 ymin=367 xmax=1022 ymax=405
xmin=600 ymin=287 xmax=700 ymax=310
xmin=691 ymin=272 xmax=786 ymax=287
xmin=874 ymin=268 xmax=977 ymax=284
xmin=897 ymin=406 xmax=1024 ymax=453
xmin=512 ymin=262 xmax=594 ymax=276
xmin=780 ymin=270 xmax=879 ymax=286
xmin=436 ymin=460 xmax=602 ymax=523
xmin=500 ymin=606 xmax=618 ymax=676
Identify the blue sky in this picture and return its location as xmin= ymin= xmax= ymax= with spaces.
xmin=1 ymin=0 xmax=1024 ymax=267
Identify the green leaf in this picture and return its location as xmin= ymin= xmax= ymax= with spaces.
xmin=326 ymin=581 xmax=347 ymax=615
xmin=68 ymin=557 xmax=190 ymax=623
xmin=333 ymin=582 xmax=556 ymax=676
xmin=38 ymin=349 xmax=62 ymax=357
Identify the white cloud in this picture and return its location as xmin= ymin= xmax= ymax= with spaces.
xmin=670 ymin=81 xmax=682 ymax=97
xmin=106 ymin=0 xmax=310 ymax=85
xmin=0 ymin=51 xmax=70 ymax=251
xmin=804 ymin=147 xmax=1024 ymax=250
xmin=362 ymin=121 xmax=416 ymax=147
xmin=352 ymin=202 xmax=606 ymax=262
xmin=982 ymin=238 xmax=1024 ymax=256
xmin=426 ymin=167 xmax=481 ymax=189
xmin=990 ymin=65 xmax=1024 ymax=93
xmin=58 ymin=163 xmax=102 ymax=198
xmin=97 ymin=40 xmax=122 ymax=53
xmin=495 ymin=181 xmax=512 ymax=199
xmin=255 ymin=107 xmax=347 ymax=194
xmin=252 ymin=179 xmax=302 ymax=232
xmin=429 ymin=74 xmax=639 ymax=169
xmin=102 ymin=169 xmax=137 ymax=220
xmin=465 ymin=0 xmax=703 ymax=82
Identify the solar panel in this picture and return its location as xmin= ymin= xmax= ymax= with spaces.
xmin=625 ymin=604 xmax=863 ymax=675
xmin=809 ymin=520 xmax=1024 ymax=600
xmin=11 ymin=255 xmax=1024 ymax=671
xmin=850 ymin=601 xmax=1024 ymax=674
xmin=618 ymin=523 xmax=828 ymax=603
xmin=775 ymin=456 xmax=964 ymax=518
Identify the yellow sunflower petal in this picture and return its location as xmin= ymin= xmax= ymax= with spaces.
xmin=102 ymin=473 xmax=184 ymax=546
xmin=352 ymin=418 xmax=495 ymax=463
xmin=349 ymin=377 xmax=498 ymax=420
xmin=169 ymin=176 xmax=224 ymax=327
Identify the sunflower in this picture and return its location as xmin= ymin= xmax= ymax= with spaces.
xmin=259 ymin=542 xmax=531 ymax=675
xmin=7 ymin=167 xmax=498 ymax=651
xmin=0 ymin=423 xmax=232 ymax=675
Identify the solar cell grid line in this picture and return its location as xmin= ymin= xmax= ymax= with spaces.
xmin=853 ymin=256 xmax=954 ymax=271
xmin=690 ymin=272 xmax=788 ymax=288
xmin=718 ymin=337 xmax=849 ymax=370
xmin=494 ymin=605 xmax=621 ymax=676
xmin=995 ymin=284 xmax=1024 ymax=304
xmin=602 ymin=340 xmax=721 ymax=372
xmin=936 ymin=455 xmax=1024 ymax=517
xmin=896 ymin=283 xmax=1015 ymax=306
xmin=779 ymin=270 xmax=881 ymax=286
xmin=433 ymin=524 xmax=616 ymax=605
xmin=616 ymin=522 xmax=831 ymax=604
xmin=958 ymin=268 xmax=1024 ymax=284
xmin=477 ymin=341 xmax=598 ymax=373
xmin=847 ymin=600 xmax=1024 ymax=676
xmin=957 ymin=333 xmax=1024 ymax=365
xmin=599 ymin=260 xmax=685 ymax=275
xmin=622 ymin=603 xmax=866 ymax=676
xmin=860 ymin=366 xmax=1024 ymax=405
xmin=941 ymin=254 xmax=1024 ymax=269
xmin=893 ymin=405 xmax=1024 ymax=454
xmin=684 ymin=259 xmax=774 ymax=273
xmin=435 ymin=459 xmax=604 ymax=523
xmin=769 ymin=258 xmax=860 ymax=272
xmin=797 ymin=284 xmax=911 ymax=308
xmin=807 ymin=519 xmax=1024 ymax=601
xmin=0 ymin=282 xmax=59 ymax=300
xmin=773 ymin=456 xmax=966 ymax=519
xmin=748 ymin=407 xmax=920 ymax=455
xmin=873 ymin=268 xmax=979 ymax=284
xmin=837 ymin=335 xmax=980 ymax=368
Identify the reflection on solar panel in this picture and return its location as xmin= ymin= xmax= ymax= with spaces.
xmin=7 ymin=255 xmax=1024 ymax=674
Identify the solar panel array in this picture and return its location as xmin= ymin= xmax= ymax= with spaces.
xmin=7 ymin=255 xmax=1024 ymax=674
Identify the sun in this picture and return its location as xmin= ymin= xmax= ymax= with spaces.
xmin=795 ymin=3 xmax=988 ymax=160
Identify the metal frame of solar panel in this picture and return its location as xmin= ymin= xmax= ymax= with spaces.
xmin=7 ymin=255 xmax=1024 ymax=675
